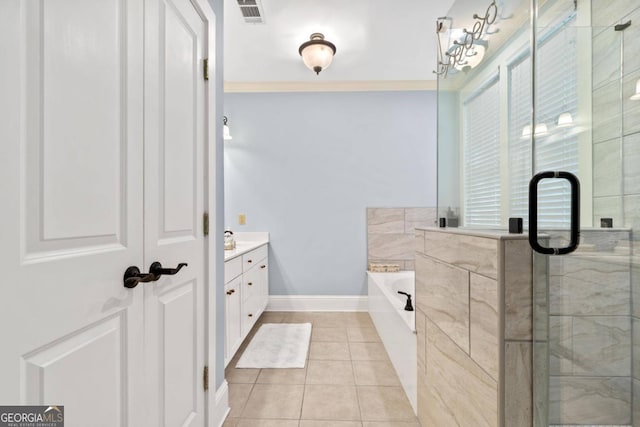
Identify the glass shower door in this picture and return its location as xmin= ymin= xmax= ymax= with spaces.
xmin=532 ymin=2 xmax=640 ymax=425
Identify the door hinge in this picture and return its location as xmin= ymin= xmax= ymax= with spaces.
xmin=203 ymin=212 xmax=209 ymax=237
xmin=203 ymin=365 xmax=209 ymax=391
xmin=203 ymin=58 xmax=209 ymax=81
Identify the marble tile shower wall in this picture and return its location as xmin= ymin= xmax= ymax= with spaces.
xmin=545 ymin=230 xmax=633 ymax=425
xmin=589 ymin=2 xmax=640 ymax=426
xmin=415 ymin=229 xmax=535 ymax=426
xmin=366 ymin=208 xmax=436 ymax=270
xmin=592 ymin=3 xmax=640 ymax=229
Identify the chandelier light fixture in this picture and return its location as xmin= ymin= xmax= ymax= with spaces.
xmin=435 ymin=1 xmax=498 ymax=78
xmin=298 ymin=33 xmax=336 ymax=75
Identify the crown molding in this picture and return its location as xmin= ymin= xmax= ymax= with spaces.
xmin=224 ymin=80 xmax=437 ymax=93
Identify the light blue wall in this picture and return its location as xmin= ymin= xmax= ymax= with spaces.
xmin=224 ymin=91 xmax=437 ymax=296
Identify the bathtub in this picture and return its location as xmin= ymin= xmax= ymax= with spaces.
xmin=367 ymin=271 xmax=417 ymax=414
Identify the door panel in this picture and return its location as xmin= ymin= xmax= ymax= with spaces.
xmin=159 ymin=282 xmax=198 ymax=426
xmin=25 ymin=0 xmax=126 ymax=250
xmin=144 ymin=0 xmax=206 ymax=425
xmin=0 ymin=2 xmax=144 ymax=427
xmin=162 ymin=0 xmax=197 ymax=236
xmin=23 ymin=315 xmax=126 ymax=427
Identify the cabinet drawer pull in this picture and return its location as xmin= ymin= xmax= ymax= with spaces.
xmin=247 ymin=282 xmax=253 ymax=286
xmin=247 ymin=259 xmax=253 ymax=263
xmin=248 ymin=314 xmax=253 ymax=317
xmin=260 ymin=265 xmax=266 ymax=269
xmin=226 ymin=290 xmax=231 ymax=295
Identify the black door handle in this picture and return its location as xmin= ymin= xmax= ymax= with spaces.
xmin=123 ymin=266 xmax=157 ymax=289
xmin=149 ymin=262 xmax=188 ymax=279
xmin=529 ymin=171 xmax=580 ymax=255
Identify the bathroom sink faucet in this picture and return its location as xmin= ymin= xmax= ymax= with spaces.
xmin=397 ymin=291 xmax=414 ymax=311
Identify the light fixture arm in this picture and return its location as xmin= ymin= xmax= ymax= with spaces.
xmin=434 ymin=1 xmax=498 ymax=77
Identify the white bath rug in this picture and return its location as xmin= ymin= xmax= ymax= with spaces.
xmin=235 ymin=323 xmax=312 ymax=369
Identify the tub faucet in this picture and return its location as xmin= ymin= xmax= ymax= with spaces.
xmin=397 ymin=291 xmax=414 ymax=312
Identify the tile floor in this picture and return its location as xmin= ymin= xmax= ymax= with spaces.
xmin=223 ymin=311 xmax=419 ymax=427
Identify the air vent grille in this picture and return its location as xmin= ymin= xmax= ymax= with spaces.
xmin=237 ymin=0 xmax=264 ymax=24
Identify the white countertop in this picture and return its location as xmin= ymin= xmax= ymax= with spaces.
xmin=224 ymin=232 xmax=269 ymax=261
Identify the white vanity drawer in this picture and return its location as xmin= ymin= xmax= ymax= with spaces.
xmin=224 ymin=256 xmax=242 ymax=283
xmin=242 ymin=244 xmax=268 ymax=272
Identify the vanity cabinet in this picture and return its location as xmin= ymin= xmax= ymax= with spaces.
xmin=224 ymin=243 xmax=269 ymax=365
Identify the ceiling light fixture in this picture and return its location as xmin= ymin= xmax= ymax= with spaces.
xmin=631 ymin=79 xmax=640 ymax=101
xmin=298 ymin=33 xmax=336 ymax=75
xmin=223 ymin=116 xmax=232 ymax=140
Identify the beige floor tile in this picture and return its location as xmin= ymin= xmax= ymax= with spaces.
xmin=357 ymin=386 xmax=416 ymax=422
xmin=310 ymin=312 xmax=346 ymax=328
xmin=222 ymin=417 xmax=238 ymax=427
xmin=256 ymin=368 xmax=307 ymax=384
xmin=282 ymin=312 xmax=316 ymax=323
xmin=347 ymin=328 xmax=381 ymax=343
xmin=236 ymin=419 xmax=300 ymax=427
xmin=309 ymin=342 xmax=351 ymax=360
xmin=343 ymin=312 xmax=375 ymax=328
xmin=306 ymin=360 xmax=355 ymax=385
xmin=301 ymin=385 xmax=361 ymax=421
xmin=300 ymin=421 xmax=362 ymax=427
xmin=311 ymin=327 xmax=348 ymax=342
xmin=258 ymin=311 xmax=288 ymax=323
xmin=362 ymin=423 xmax=420 ymax=427
xmin=226 ymin=367 xmax=260 ymax=384
xmin=349 ymin=343 xmax=390 ymax=361
xmin=352 ymin=360 xmax=400 ymax=386
xmin=242 ymin=384 xmax=304 ymax=419
xmin=229 ymin=383 xmax=254 ymax=418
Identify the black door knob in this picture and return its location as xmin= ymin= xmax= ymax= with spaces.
xmin=149 ymin=262 xmax=188 ymax=280
xmin=123 ymin=266 xmax=157 ymax=289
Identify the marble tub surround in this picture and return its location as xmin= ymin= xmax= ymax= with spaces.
xmin=367 ymin=207 xmax=436 ymax=271
xmin=415 ymin=227 xmax=534 ymax=427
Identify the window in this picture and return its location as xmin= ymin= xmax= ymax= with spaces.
xmin=463 ymin=76 xmax=501 ymax=227
xmin=508 ymin=15 xmax=578 ymax=229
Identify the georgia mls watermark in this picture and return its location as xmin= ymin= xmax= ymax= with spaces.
xmin=0 ymin=406 xmax=64 ymax=427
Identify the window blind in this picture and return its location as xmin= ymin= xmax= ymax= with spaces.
xmin=463 ymin=76 xmax=501 ymax=227
xmin=508 ymin=16 xmax=578 ymax=229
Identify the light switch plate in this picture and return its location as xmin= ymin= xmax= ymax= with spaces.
xmin=238 ymin=213 xmax=246 ymax=225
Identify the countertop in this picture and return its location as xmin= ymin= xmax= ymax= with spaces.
xmin=224 ymin=232 xmax=269 ymax=261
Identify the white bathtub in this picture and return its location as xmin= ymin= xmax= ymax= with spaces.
xmin=367 ymin=271 xmax=417 ymax=414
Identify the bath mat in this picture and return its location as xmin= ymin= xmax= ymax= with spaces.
xmin=235 ymin=323 xmax=312 ymax=369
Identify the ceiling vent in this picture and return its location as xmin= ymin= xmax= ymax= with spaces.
xmin=237 ymin=0 xmax=264 ymax=24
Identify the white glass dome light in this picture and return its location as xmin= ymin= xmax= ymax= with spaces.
xmin=557 ymin=112 xmax=574 ymax=127
xmin=521 ymin=123 xmax=549 ymax=139
xmin=631 ymin=79 xmax=640 ymax=101
xmin=299 ymin=33 xmax=336 ymax=75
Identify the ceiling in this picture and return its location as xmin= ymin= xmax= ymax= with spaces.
xmin=223 ymin=0 xmax=456 ymax=86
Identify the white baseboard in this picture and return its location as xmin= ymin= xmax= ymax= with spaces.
xmin=267 ymin=295 xmax=368 ymax=312
xmin=212 ymin=380 xmax=230 ymax=427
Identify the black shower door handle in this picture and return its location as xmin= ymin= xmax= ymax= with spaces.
xmin=528 ymin=171 xmax=580 ymax=255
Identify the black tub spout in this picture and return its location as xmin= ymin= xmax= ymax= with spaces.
xmin=397 ymin=291 xmax=414 ymax=311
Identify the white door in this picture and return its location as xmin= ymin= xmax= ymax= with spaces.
xmin=143 ymin=0 xmax=207 ymax=425
xmin=0 ymin=1 xmax=146 ymax=426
